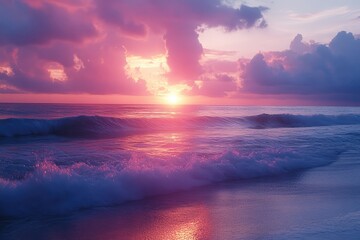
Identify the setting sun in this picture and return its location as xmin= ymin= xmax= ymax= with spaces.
xmin=166 ymin=93 xmax=181 ymax=105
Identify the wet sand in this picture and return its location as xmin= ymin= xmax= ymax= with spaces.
xmin=1 ymin=150 xmax=360 ymax=240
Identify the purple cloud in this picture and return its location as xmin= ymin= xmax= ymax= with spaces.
xmin=191 ymin=74 xmax=238 ymax=97
xmin=0 ymin=0 xmax=267 ymax=95
xmin=95 ymin=0 xmax=268 ymax=83
xmin=0 ymin=1 xmax=97 ymax=46
xmin=241 ymin=31 xmax=360 ymax=103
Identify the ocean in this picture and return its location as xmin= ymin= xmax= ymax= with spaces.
xmin=1 ymin=103 xmax=360 ymax=239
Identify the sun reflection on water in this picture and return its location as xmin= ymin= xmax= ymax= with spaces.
xmin=120 ymin=131 xmax=192 ymax=157
xmin=154 ymin=204 xmax=212 ymax=240
xmin=58 ymin=201 xmax=213 ymax=240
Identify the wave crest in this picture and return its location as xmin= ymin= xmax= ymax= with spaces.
xmin=0 ymin=147 xmax=336 ymax=217
xmin=1 ymin=114 xmax=359 ymax=138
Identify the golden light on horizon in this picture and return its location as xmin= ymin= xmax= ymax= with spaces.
xmin=125 ymin=54 xmax=170 ymax=94
xmin=166 ymin=92 xmax=181 ymax=105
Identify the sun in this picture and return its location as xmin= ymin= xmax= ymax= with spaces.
xmin=166 ymin=93 xmax=181 ymax=105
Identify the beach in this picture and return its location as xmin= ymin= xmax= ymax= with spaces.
xmin=1 ymin=148 xmax=360 ymax=239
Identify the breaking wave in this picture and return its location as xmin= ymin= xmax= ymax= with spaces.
xmin=0 ymin=114 xmax=359 ymax=138
xmin=0 ymin=146 xmax=339 ymax=217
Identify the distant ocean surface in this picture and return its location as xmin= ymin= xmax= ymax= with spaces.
xmin=1 ymin=103 xmax=360 ymax=217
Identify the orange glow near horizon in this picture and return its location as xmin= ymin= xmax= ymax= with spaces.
xmin=125 ymin=54 xmax=170 ymax=95
xmin=166 ymin=92 xmax=181 ymax=105
xmin=0 ymin=93 xmax=342 ymax=106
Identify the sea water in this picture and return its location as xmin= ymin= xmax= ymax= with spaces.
xmin=1 ymin=103 xmax=360 ymax=219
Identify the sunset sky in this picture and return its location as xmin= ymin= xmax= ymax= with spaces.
xmin=0 ymin=0 xmax=360 ymax=105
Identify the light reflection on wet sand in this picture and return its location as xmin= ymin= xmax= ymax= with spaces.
xmin=1 ymin=194 xmax=214 ymax=240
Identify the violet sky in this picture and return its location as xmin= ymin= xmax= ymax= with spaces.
xmin=0 ymin=0 xmax=359 ymax=105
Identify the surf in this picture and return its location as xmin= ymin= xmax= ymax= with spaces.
xmin=0 ymin=114 xmax=360 ymax=138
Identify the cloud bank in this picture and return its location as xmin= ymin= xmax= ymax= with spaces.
xmin=241 ymin=31 xmax=360 ymax=104
xmin=0 ymin=0 xmax=267 ymax=95
xmin=1 ymin=1 xmax=358 ymax=105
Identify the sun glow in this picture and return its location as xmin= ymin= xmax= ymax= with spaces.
xmin=166 ymin=93 xmax=181 ymax=105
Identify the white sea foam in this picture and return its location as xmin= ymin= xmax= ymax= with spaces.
xmin=0 ymin=147 xmax=338 ymax=217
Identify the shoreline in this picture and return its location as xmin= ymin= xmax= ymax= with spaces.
xmin=1 ymin=149 xmax=360 ymax=239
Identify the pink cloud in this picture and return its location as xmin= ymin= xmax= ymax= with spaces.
xmin=0 ymin=39 xmax=147 ymax=95
xmin=184 ymin=31 xmax=360 ymax=105
xmin=191 ymin=74 xmax=238 ymax=97
xmin=164 ymin=24 xmax=203 ymax=82
xmin=0 ymin=0 xmax=267 ymax=96
xmin=94 ymin=0 xmax=268 ymax=84
xmin=187 ymin=59 xmax=239 ymax=97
